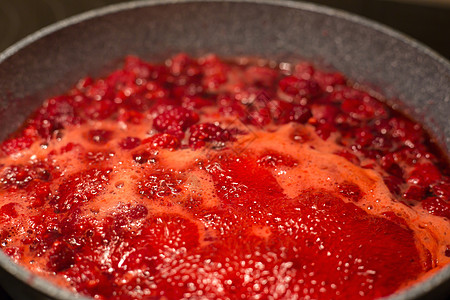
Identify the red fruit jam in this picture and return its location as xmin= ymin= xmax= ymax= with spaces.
xmin=0 ymin=54 xmax=449 ymax=300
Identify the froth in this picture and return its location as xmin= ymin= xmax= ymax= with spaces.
xmin=233 ymin=124 xmax=450 ymax=269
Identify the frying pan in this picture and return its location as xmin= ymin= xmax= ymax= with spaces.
xmin=0 ymin=1 xmax=449 ymax=299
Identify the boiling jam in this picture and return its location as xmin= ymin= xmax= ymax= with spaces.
xmin=0 ymin=54 xmax=449 ymax=299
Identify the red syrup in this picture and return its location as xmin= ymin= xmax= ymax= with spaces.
xmin=0 ymin=53 xmax=449 ymax=299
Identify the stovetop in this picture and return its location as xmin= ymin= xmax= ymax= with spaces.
xmin=0 ymin=1 xmax=449 ymax=299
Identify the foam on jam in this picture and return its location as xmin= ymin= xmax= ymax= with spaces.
xmin=0 ymin=54 xmax=449 ymax=300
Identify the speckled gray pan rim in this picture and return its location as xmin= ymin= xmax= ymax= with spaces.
xmin=0 ymin=0 xmax=449 ymax=300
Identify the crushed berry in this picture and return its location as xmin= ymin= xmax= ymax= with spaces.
xmin=337 ymin=181 xmax=364 ymax=202
xmin=118 ymin=137 xmax=141 ymax=150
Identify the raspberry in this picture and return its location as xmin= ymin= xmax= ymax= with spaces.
xmin=59 ymin=209 xmax=97 ymax=249
xmin=127 ymin=204 xmax=148 ymax=220
xmin=245 ymin=107 xmax=271 ymax=127
xmin=269 ymin=100 xmax=312 ymax=124
xmin=341 ymin=99 xmax=368 ymax=119
xmin=153 ymin=106 xmax=199 ymax=139
xmin=111 ymin=204 xmax=149 ymax=228
xmin=1 ymin=136 xmax=34 ymax=155
xmin=31 ymin=96 xmax=83 ymax=139
xmin=279 ymin=75 xmax=321 ymax=98
xmin=354 ymin=127 xmax=375 ymax=147
xmin=188 ymin=123 xmax=235 ymax=149
xmin=62 ymin=259 xmax=113 ymax=298
xmin=293 ymin=62 xmax=315 ymax=79
xmin=84 ymin=99 xmax=117 ymax=120
xmin=432 ymin=181 xmax=450 ymax=201
xmin=386 ymin=163 xmax=404 ymax=179
xmin=123 ymin=55 xmax=153 ymax=79
xmin=382 ymin=211 xmax=409 ymax=228
xmin=47 ymin=241 xmax=75 ymax=272
xmin=1 ymin=162 xmax=52 ymax=189
xmin=51 ymin=168 xmax=111 ymax=212
xmin=168 ymin=53 xmax=201 ymax=77
xmin=218 ymin=94 xmax=246 ymax=118
xmin=200 ymin=54 xmax=228 ymax=90
xmin=403 ymin=185 xmax=426 ymax=202
xmin=142 ymin=133 xmax=180 ymax=150
xmin=0 ymin=203 xmax=19 ymax=220
xmin=422 ymin=197 xmax=450 ymax=219
xmin=389 ymin=117 xmax=424 ymax=143
xmin=27 ymin=181 xmax=51 ymax=208
xmin=145 ymin=82 xmax=170 ymax=100
xmin=3 ymin=247 xmax=23 ymax=261
xmin=408 ymin=163 xmax=442 ymax=187
xmin=315 ymin=122 xmax=336 ymax=140
xmin=313 ymin=70 xmax=346 ymax=89
xmin=84 ymin=79 xmax=114 ymax=102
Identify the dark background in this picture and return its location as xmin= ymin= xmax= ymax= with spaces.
xmin=1 ymin=0 xmax=450 ymax=59
xmin=0 ymin=0 xmax=449 ymax=299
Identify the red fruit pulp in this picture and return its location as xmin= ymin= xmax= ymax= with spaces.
xmin=0 ymin=54 xmax=449 ymax=300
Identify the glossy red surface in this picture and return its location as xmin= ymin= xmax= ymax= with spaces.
xmin=0 ymin=54 xmax=449 ymax=299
